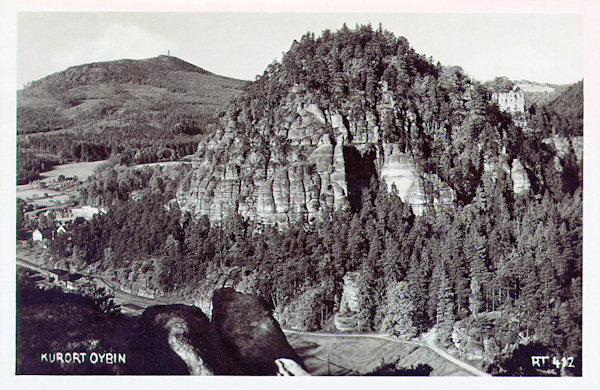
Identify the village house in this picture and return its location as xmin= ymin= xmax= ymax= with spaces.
xmin=32 ymin=228 xmax=43 ymax=242
xmin=44 ymin=268 xmax=85 ymax=290
xmin=48 ymin=269 xmax=69 ymax=285
xmin=31 ymin=227 xmax=56 ymax=243
xmin=56 ymin=224 xmax=67 ymax=235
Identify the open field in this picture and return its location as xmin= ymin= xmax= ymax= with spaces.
xmin=17 ymin=184 xmax=74 ymax=206
xmin=39 ymin=160 xmax=108 ymax=181
xmin=17 ymin=160 xmax=108 ymax=207
xmin=285 ymin=332 xmax=471 ymax=376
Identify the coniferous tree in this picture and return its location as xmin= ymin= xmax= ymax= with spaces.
xmin=381 ymin=281 xmax=418 ymax=338
xmin=436 ymin=271 xmax=456 ymax=347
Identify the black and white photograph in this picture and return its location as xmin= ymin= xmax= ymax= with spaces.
xmin=3 ymin=1 xmax=599 ymax=388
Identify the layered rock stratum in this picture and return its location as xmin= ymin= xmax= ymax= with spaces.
xmin=176 ymin=96 xmax=457 ymax=223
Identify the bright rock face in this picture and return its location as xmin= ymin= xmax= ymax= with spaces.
xmin=511 ymin=159 xmax=531 ymax=195
xmin=380 ymin=143 xmax=456 ymax=216
xmin=339 ymin=271 xmax=361 ymax=314
xmin=542 ymin=136 xmax=571 ymax=158
xmin=334 ymin=271 xmax=361 ymax=332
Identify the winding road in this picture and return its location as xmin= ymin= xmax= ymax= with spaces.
xmin=423 ymin=330 xmax=491 ymax=377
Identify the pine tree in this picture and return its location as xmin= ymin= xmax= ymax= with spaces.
xmin=466 ymin=227 xmax=488 ymax=314
xmin=436 ymin=271 xmax=456 ymax=347
xmin=381 ymin=281 xmax=418 ymax=338
xmin=356 ymin=266 xmax=375 ymax=331
xmin=407 ymin=247 xmax=432 ymax=333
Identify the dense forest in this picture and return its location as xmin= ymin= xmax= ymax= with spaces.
xmin=19 ymin=127 xmax=201 ymax=166
xmin=31 ymin=24 xmax=582 ymax=376
xmin=526 ymin=81 xmax=583 ymax=137
xmin=16 ymin=150 xmax=59 ymax=184
xmin=48 ymin=163 xmax=581 ymax=375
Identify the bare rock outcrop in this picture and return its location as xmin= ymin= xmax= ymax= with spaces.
xmin=542 ymin=136 xmax=571 ymax=158
xmin=338 ymin=271 xmax=361 ymax=314
xmin=380 ymin=143 xmax=456 ymax=215
xmin=511 ymin=159 xmax=531 ymax=195
xmin=211 ymin=288 xmax=306 ymax=375
xmin=334 ymin=271 xmax=361 ymax=332
xmin=141 ymin=304 xmax=242 ymax=375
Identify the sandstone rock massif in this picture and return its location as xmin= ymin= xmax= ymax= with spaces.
xmin=176 ymin=95 xmax=458 ymax=223
xmin=175 ymin=28 xmax=555 ymax=225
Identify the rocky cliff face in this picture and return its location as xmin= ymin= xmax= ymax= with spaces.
xmin=380 ymin=143 xmax=455 ymax=215
xmin=176 ymin=93 xmax=456 ymax=223
xmin=176 ymin=101 xmax=353 ymax=225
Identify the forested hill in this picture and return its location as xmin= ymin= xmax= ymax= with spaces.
xmin=177 ymin=23 xmax=582 ymax=224
xmin=17 ymin=56 xmax=246 ymax=181
xmin=527 ymin=80 xmax=583 ymax=137
xmin=18 ymin=55 xmax=245 ymax=135
xmin=25 ymin=55 xmax=214 ymax=90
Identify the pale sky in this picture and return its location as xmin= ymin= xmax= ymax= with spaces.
xmin=17 ymin=13 xmax=583 ymax=87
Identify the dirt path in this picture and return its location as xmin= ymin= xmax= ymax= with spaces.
xmin=423 ymin=330 xmax=491 ymax=377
